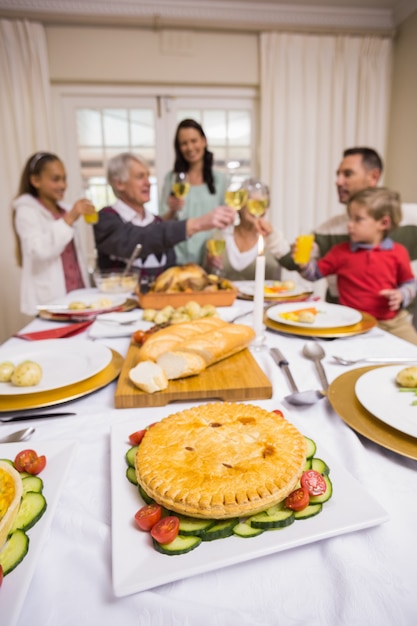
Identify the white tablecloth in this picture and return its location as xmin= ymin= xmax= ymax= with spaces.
xmin=2 ymin=294 xmax=417 ymax=626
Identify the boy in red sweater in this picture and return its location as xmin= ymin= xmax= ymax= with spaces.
xmin=293 ymin=187 xmax=417 ymax=345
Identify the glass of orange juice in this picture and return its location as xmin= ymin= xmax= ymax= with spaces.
xmin=84 ymin=209 xmax=99 ymax=225
xmin=293 ymin=233 xmax=314 ymax=264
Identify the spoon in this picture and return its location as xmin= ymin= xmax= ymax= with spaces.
xmin=302 ymin=342 xmax=329 ymax=391
xmin=269 ymin=348 xmax=325 ymax=405
xmin=332 ymin=355 xmax=417 ymax=366
xmin=0 ymin=427 xmax=35 ymax=444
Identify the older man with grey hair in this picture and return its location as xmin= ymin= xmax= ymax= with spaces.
xmin=94 ymin=152 xmax=234 ymax=277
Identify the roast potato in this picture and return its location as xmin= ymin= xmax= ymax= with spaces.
xmin=396 ymin=366 xmax=417 ymax=388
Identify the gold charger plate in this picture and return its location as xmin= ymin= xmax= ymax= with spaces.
xmin=0 ymin=349 xmax=123 ymax=412
xmin=38 ymin=298 xmax=138 ymax=322
xmin=327 ymin=365 xmax=417 ymax=460
xmin=238 ymin=291 xmax=313 ymax=303
xmin=265 ymin=311 xmax=377 ymax=338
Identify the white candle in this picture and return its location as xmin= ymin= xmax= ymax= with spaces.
xmin=253 ymin=235 xmax=265 ymax=337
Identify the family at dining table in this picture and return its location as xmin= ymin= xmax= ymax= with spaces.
xmin=11 ymin=124 xmax=417 ymax=345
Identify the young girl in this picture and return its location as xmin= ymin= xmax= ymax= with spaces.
xmin=293 ymin=187 xmax=417 ymax=345
xmin=159 ymin=119 xmax=228 ymax=265
xmin=13 ymin=152 xmax=96 ymax=315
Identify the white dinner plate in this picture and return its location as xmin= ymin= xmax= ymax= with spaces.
xmin=0 ymin=339 xmax=112 ymax=395
xmin=0 ymin=439 xmax=78 ymax=626
xmin=238 ymin=280 xmax=309 ymax=298
xmin=110 ymin=415 xmax=388 ymax=597
xmin=40 ymin=289 xmax=126 ymax=315
xmin=266 ymin=302 xmax=362 ymax=328
xmin=355 ymin=365 xmax=417 ymax=438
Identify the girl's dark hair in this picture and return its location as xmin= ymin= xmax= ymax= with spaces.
xmin=174 ymin=119 xmax=215 ymax=194
xmin=17 ymin=152 xmax=61 ymax=197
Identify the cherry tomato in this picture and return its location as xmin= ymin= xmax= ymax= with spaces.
xmin=134 ymin=504 xmax=162 ymax=531
xmin=128 ymin=429 xmax=147 ymax=446
xmin=14 ymin=449 xmax=47 ymax=475
xmin=150 ymin=515 xmax=180 ymax=544
xmin=272 ymin=410 xmax=284 ymax=418
xmin=133 ymin=330 xmax=146 ymax=344
xmin=285 ymin=487 xmax=310 ymax=512
xmin=300 ymin=470 xmax=327 ymax=496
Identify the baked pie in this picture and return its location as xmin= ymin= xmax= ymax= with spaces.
xmin=135 ymin=402 xmax=307 ymax=519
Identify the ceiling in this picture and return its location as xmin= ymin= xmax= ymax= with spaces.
xmin=0 ymin=0 xmax=417 ymax=33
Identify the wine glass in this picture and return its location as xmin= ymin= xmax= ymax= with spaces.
xmin=245 ymin=179 xmax=270 ymax=218
xmin=171 ymin=172 xmax=190 ymax=199
xmin=224 ymin=179 xmax=248 ymax=212
xmin=205 ymin=233 xmax=226 ymax=277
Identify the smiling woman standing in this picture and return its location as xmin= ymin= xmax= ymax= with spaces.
xmin=159 ymin=119 xmax=228 ymax=265
xmin=12 ymin=152 xmax=95 ymax=315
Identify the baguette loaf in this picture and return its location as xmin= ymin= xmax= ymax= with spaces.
xmin=173 ymin=323 xmax=255 ymax=365
xmin=157 ymin=350 xmax=207 ymax=380
xmin=138 ymin=317 xmax=227 ymax=362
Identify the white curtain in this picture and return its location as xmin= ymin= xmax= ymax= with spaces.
xmin=260 ymin=33 xmax=393 ymax=243
xmin=0 ymin=19 xmax=54 ymax=341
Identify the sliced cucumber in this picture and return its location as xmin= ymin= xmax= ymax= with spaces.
xmin=138 ymin=484 xmax=154 ymax=505
xmin=303 ymin=458 xmax=312 ymax=471
xmin=126 ymin=466 xmax=138 ymax=485
xmin=233 ymin=521 xmax=264 ymax=538
xmin=177 ymin=515 xmax=216 ymax=537
xmin=249 ymin=507 xmax=294 ymax=529
xmin=125 ymin=445 xmax=138 ymax=468
xmin=201 ymin=518 xmax=238 ymax=541
xmin=0 ymin=529 xmax=29 ymax=575
xmin=304 ymin=436 xmax=317 ymax=459
xmin=311 ymin=458 xmax=330 ymax=476
xmin=22 ymin=475 xmax=44 ymax=495
xmin=294 ymin=503 xmax=322 ymax=520
xmin=153 ymin=534 xmax=201 ymax=555
xmin=10 ymin=492 xmax=47 ymax=533
xmin=309 ymin=475 xmax=333 ymax=504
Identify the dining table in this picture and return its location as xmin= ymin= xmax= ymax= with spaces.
xmin=1 ymin=285 xmax=417 ymax=626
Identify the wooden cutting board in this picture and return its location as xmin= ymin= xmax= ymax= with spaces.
xmin=115 ymin=341 xmax=272 ymax=408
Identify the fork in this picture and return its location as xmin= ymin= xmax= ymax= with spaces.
xmin=332 ymin=355 xmax=417 ymax=366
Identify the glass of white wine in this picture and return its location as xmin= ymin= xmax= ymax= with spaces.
xmin=171 ymin=172 xmax=190 ymax=199
xmin=224 ymin=179 xmax=248 ymax=212
xmin=206 ymin=234 xmax=226 ymax=277
xmin=245 ymin=179 xmax=270 ymax=218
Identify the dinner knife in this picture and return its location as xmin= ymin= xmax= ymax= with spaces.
xmin=269 ymin=347 xmax=299 ymax=392
xmin=0 ymin=412 xmax=77 ymax=423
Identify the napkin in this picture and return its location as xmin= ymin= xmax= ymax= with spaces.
xmin=88 ymin=312 xmax=152 ymax=339
xmin=15 ymin=321 xmax=93 ymax=341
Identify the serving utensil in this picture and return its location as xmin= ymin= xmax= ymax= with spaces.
xmin=0 ymin=427 xmax=35 ymax=443
xmin=332 ymin=355 xmax=417 ymax=366
xmin=123 ymin=243 xmax=142 ymax=278
xmin=269 ymin=347 xmax=325 ymax=405
xmin=302 ymin=342 xmax=329 ymax=391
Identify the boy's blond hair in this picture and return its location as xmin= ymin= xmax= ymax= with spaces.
xmin=347 ymin=187 xmax=402 ymax=231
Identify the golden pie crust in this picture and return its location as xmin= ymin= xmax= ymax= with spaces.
xmin=135 ymin=402 xmax=307 ymax=519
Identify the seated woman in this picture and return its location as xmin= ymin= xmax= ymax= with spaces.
xmin=204 ymin=195 xmax=290 ymax=281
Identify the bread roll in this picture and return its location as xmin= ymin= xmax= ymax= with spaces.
xmin=176 ymin=323 xmax=256 ymax=365
xmin=157 ymin=351 xmax=207 ymax=379
xmin=129 ymin=361 xmax=168 ymax=393
xmin=138 ymin=317 xmax=227 ymax=362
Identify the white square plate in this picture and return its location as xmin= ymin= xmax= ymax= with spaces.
xmin=0 ymin=439 xmax=78 ymax=626
xmin=111 ymin=415 xmax=388 ymax=597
